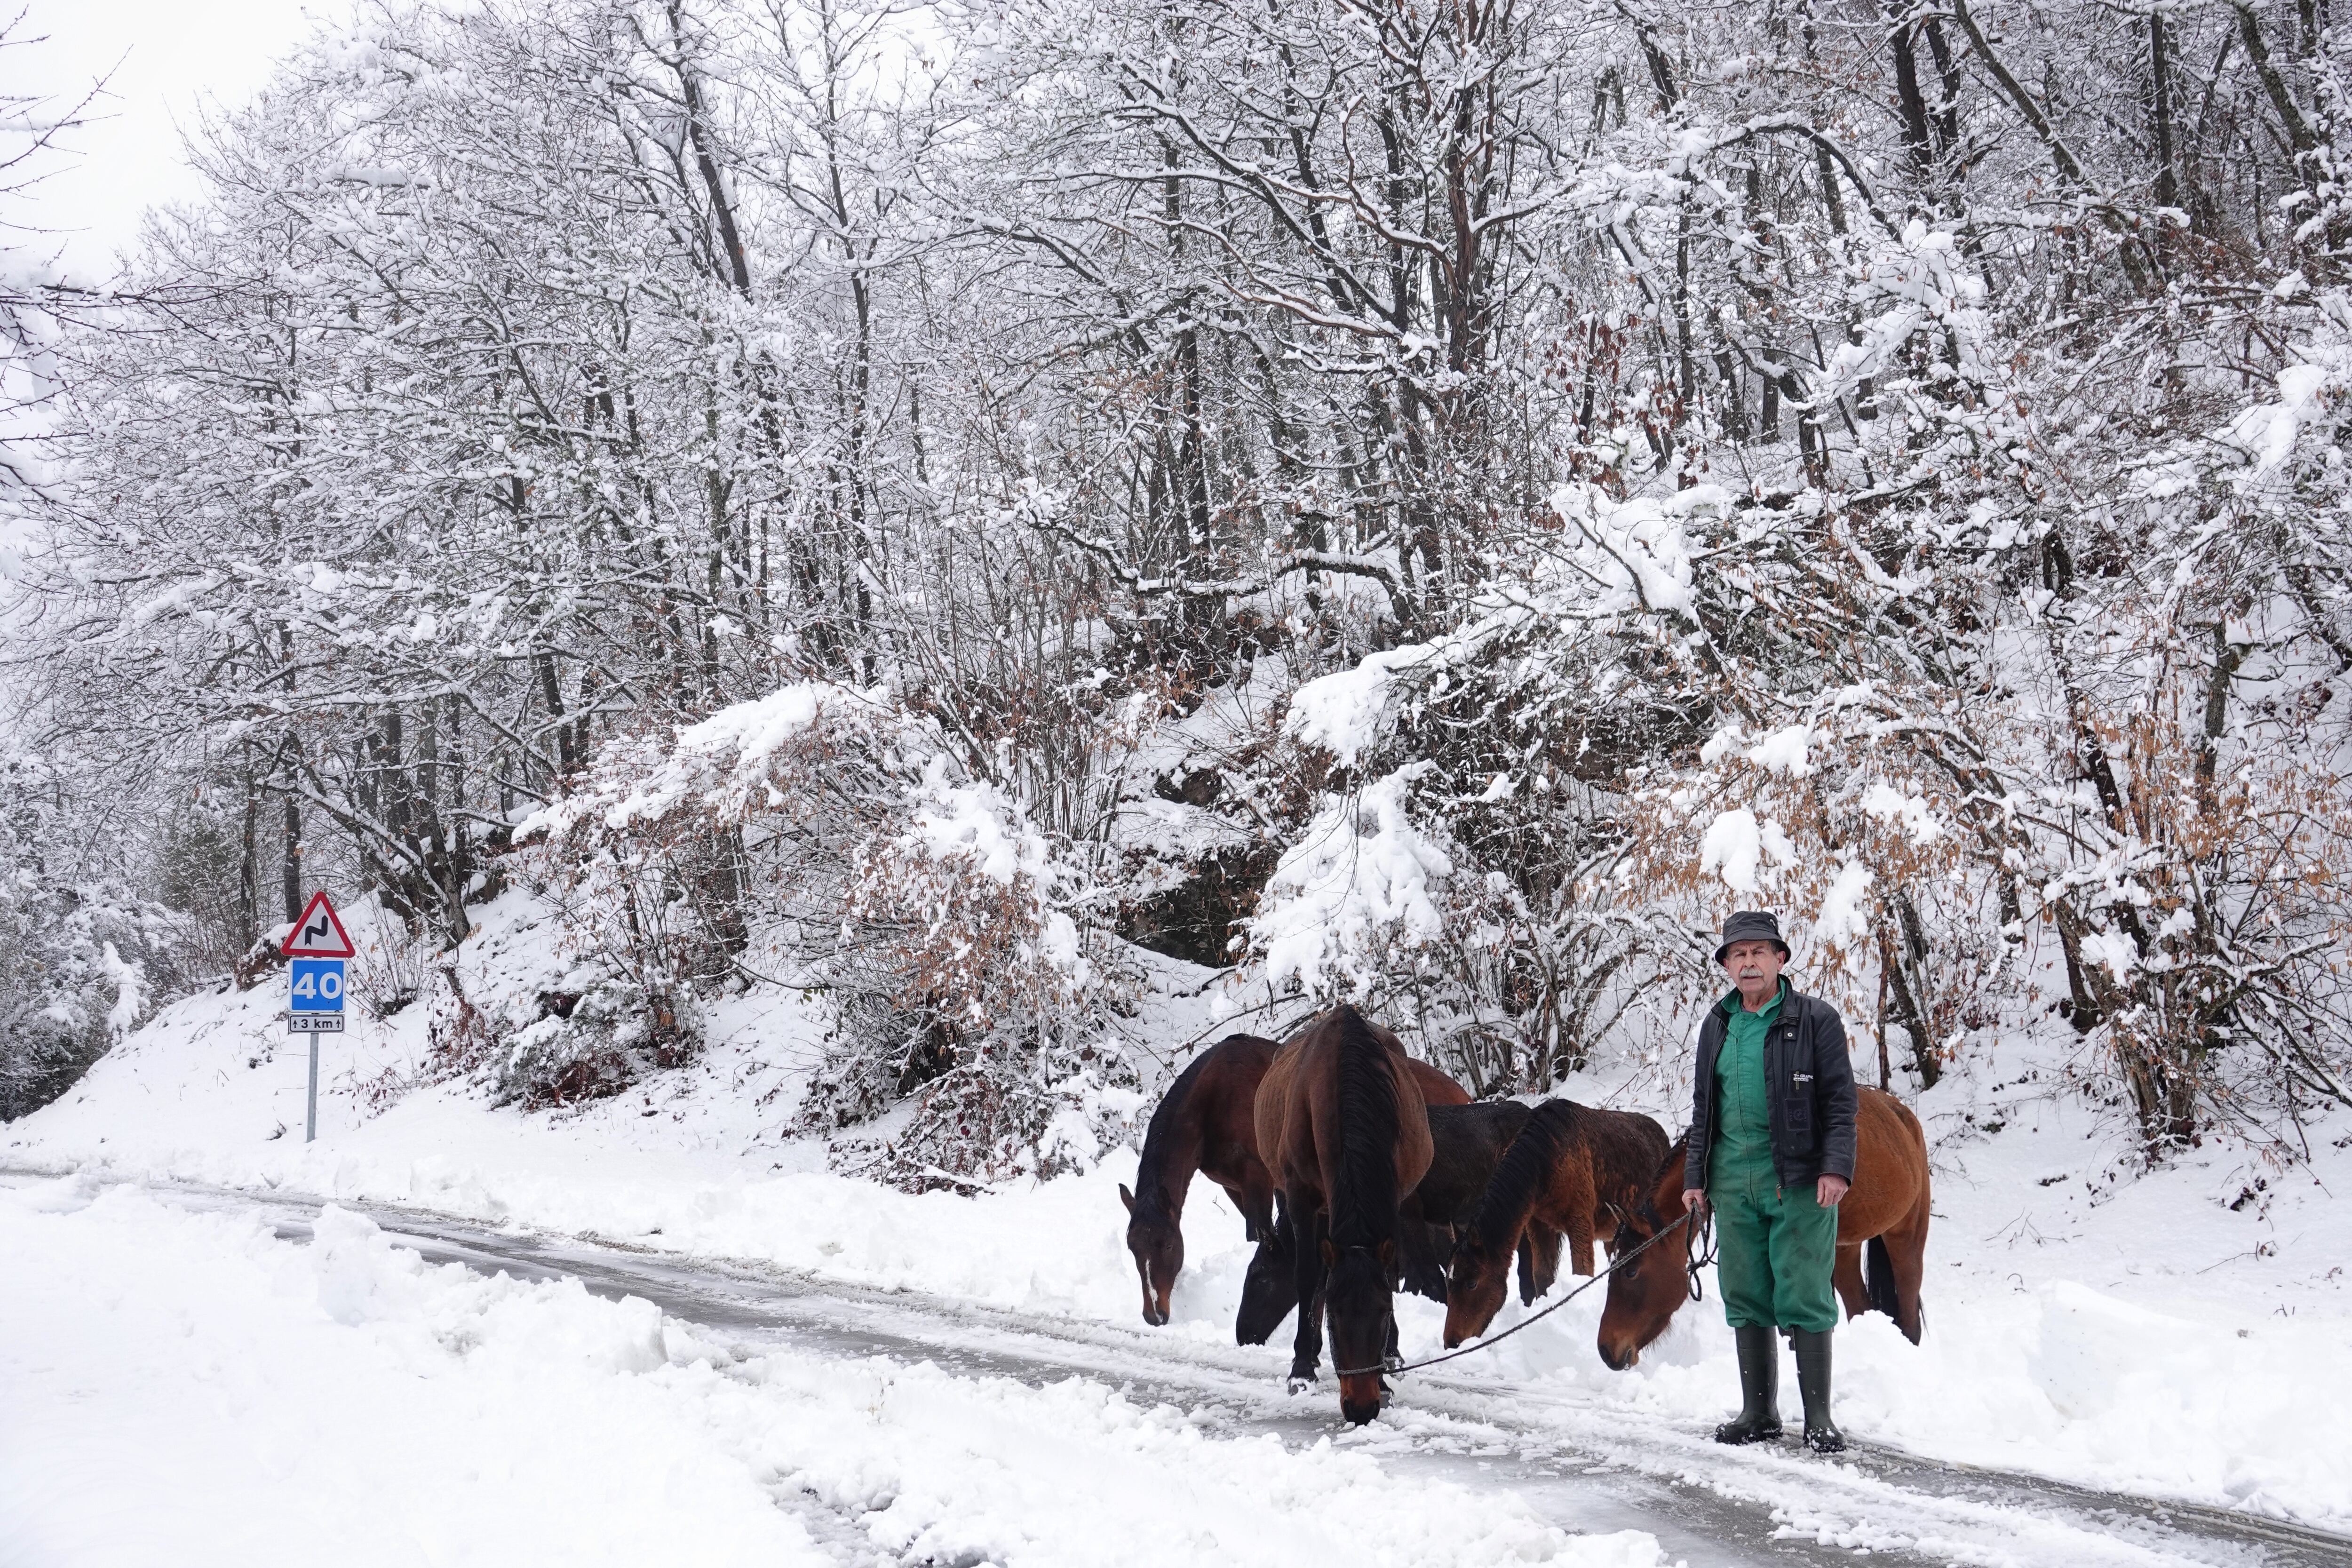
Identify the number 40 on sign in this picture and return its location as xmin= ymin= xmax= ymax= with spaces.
xmin=288 ymin=959 xmax=346 ymax=1032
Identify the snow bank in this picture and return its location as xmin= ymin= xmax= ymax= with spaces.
xmin=1385 ymin=1262 xmax=2352 ymax=1534
xmin=0 ymin=1179 xmax=1662 ymax=1568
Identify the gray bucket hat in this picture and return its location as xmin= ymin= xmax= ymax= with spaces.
xmin=1714 ymin=910 xmax=1791 ymax=965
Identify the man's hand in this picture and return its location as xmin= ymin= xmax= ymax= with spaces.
xmin=1817 ymin=1175 xmax=1849 ymax=1208
xmin=1683 ymin=1187 xmax=1708 ymax=1217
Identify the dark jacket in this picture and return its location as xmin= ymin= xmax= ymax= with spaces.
xmin=1684 ymin=984 xmax=1858 ymax=1194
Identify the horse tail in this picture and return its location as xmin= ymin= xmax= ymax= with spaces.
xmin=1328 ymin=1004 xmax=1400 ymax=1246
xmin=1865 ymin=1234 xmax=1902 ymax=1321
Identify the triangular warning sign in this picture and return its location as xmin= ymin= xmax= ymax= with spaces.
xmin=281 ymin=891 xmax=357 ymax=958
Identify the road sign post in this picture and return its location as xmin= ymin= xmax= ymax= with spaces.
xmin=282 ymin=892 xmax=357 ymax=1145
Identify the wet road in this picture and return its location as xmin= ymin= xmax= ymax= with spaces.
xmin=18 ymin=1172 xmax=2350 ymax=1568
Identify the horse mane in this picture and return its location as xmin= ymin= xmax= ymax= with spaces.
xmin=1644 ymin=1133 xmax=1692 ymax=1221
xmin=1134 ymin=1044 xmax=1220 ymax=1219
xmin=1584 ymin=1107 xmax=1673 ymax=1210
xmin=1465 ymin=1098 xmax=1573 ymax=1257
xmin=1327 ymin=1005 xmax=1400 ymax=1248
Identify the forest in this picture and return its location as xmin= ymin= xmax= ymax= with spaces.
xmin=6 ymin=0 xmax=2352 ymax=1182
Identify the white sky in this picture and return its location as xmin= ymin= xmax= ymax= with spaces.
xmin=5 ymin=0 xmax=342 ymax=280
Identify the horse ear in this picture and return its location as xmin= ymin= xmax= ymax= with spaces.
xmin=1376 ymin=1237 xmax=1396 ymax=1270
xmin=1119 ymin=1183 xmax=1135 ymax=1215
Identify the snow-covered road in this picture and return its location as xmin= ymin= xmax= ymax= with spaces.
xmin=8 ymin=1170 xmax=2340 ymax=1568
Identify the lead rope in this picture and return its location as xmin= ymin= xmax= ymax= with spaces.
xmin=1334 ymin=1206 xmax=1703 ymax=1380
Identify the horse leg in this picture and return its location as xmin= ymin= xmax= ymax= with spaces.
xmin=1394 ymin=1192 xmax=1449 ymax=1304
xmin=1832 ymin=1242 xmax=1869 ymax=1321
xmin=1288 ymin=1200 xmax=1328 ymax=1390
xmin=1229 ymin=1175 xmax=1275 ymax=1246
xmin=1565 ymin=1209 xmax=1597 ymax=1278
xmin=1529 ymin=1226 xmax=1562 ymax=1298
xmin=1559 ymin=1160 xmax=1599 ymax=1276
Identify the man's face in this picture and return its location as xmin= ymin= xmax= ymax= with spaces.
xmin=1722 ymin=939 xmax=1785 ymax=995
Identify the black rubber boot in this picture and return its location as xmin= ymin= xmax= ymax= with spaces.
xmin=1713 ymin=1325 xmax=1783 ymax=1444
xmin=1793 ymin=1328 xmax=1846 ymax=1453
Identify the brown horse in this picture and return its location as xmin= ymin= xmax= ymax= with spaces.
xmin=1440 ymin=1099 xmax=1671 ymax=1347
xmin=1120 ymin=1034 xmax=1282 ymax=1332
xmin=1595 ymin=1086 xmax=1931 ymax=1370
xmin=1394 ymin=1101 xmax=1543 ymax=1305
xmin=1122 ymin=1034 xmax=1468 ymax=1342
xmin=1255 ymin=1003 xmax=1433 ymax=1424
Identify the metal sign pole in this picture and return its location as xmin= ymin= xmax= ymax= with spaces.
xmin=306 ymin=1035 xmax=320 ymax=1144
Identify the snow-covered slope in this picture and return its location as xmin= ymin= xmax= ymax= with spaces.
xmin=0 ymin=1180 xmax=1663 ymax=1568
xmin=8 ymin=891 xmax=2351 ymax=1535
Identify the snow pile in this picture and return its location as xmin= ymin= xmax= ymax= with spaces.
xmin=0 ymin=1178 xmax=1665 ymax=1568
xmin=1387 ymin=1262 xmax=2352 ymax=1534
xmin=1248 ymin=768 xmax=1453 ymax=994
xmin=1286 ymin=645 xmax=1438 ymax=768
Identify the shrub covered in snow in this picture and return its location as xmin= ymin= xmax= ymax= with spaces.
xmin=0 ymin=753 xmax=190 ymax=1120
xmin=523 ymin=683 xmax=1139 ymax=1183
xmin=487 ymin=979 xmax=706 ymax=1112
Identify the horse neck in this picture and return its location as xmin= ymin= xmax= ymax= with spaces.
xmin=1134 ymin=1079 xmax=1206 ymax=1223
xmin=1589 ymin=1114 xmax=1662 ymax=1209
xmin=1467 ymin=1113 xmax=1556 ymax=1257
xmin=1651 ymin=1136 xmax=1690 ymax=1216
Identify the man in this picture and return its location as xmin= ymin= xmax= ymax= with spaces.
xmin=1684 ymin=910 xmax=1859 ymax=1452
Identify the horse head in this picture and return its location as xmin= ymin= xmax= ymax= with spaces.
xmin=1596 ymin=1193 xmax=1689 ymax=1370
xmin=1321 ymin=1237 xmax=1395 ymax=1425
xmin=1235 ymin=1229 xmax=1295 ymax=1345
xmin=1120 ymin=1182 xmax=1182 ymax=1327
xmin=1440 ymin=1229 xmax=1511 ymax=1348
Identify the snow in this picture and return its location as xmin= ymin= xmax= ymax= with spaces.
xmin=1814 ymin=860 xmax=1875 ymax=949
xmin=1697 ymin=807 xmax=1792 ymax=893
xmin=518 ymin=681 xmax=889 ymax=837
xmin=1549 ymin=485 xmax=1702 ymax=618
xmin=0 ymin=1178 xmax=1661 ymax=1568
xmin=1285 ymin=645 xmax=1431 ymax=767
xmin=1744 ymin=724 xmax=1813 ymax=776
xmin=906 ymin=754 xmax=1054 ymax=887
xmin=7 ymin=889 xmax=2352 ymax=1541
xmin=1248 ymin=768 xmax=1453 ymax=993
xmin=1858 ymin=782 xmax=1943 ymax=843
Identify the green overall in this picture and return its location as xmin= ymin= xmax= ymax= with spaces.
xmin=1709 ymin=983 xmax=1840 ymax=1332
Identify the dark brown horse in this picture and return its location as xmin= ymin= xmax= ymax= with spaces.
xmin=1395 ymin=1101 xmax=1549 ymax=1305
xmin=1595 ymin=1087 xmax=1931 ymax=1369
xmin=1120 ymin=1034 xmax=1282 ymax=1332
xmin=1122 ymin=1033 xmax=1467 ymax=1343
xmin=1255 ymin=1003 xmax=1433 ymax=1424
xmin=1440 ymin=1099 xmax=1671 ymax=1347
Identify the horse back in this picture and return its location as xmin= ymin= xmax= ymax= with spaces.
xmin=1843 ymin=1087 xmax=1931 ymax=1239
xmin=1404 ymin=1056 xmax=1472 ymax=1107
xmin=1582 ymin=1105 xmax=1672 ymax=1211
xmin=1187 ymin=1034 xmax=1279 ymax=1187
xmin=1254 ymin=1036 xmax=1310 ymax=1194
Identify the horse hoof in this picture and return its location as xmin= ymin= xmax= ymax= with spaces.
xmin=1286 ymin=1375 xmax=1316 ymax=1395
